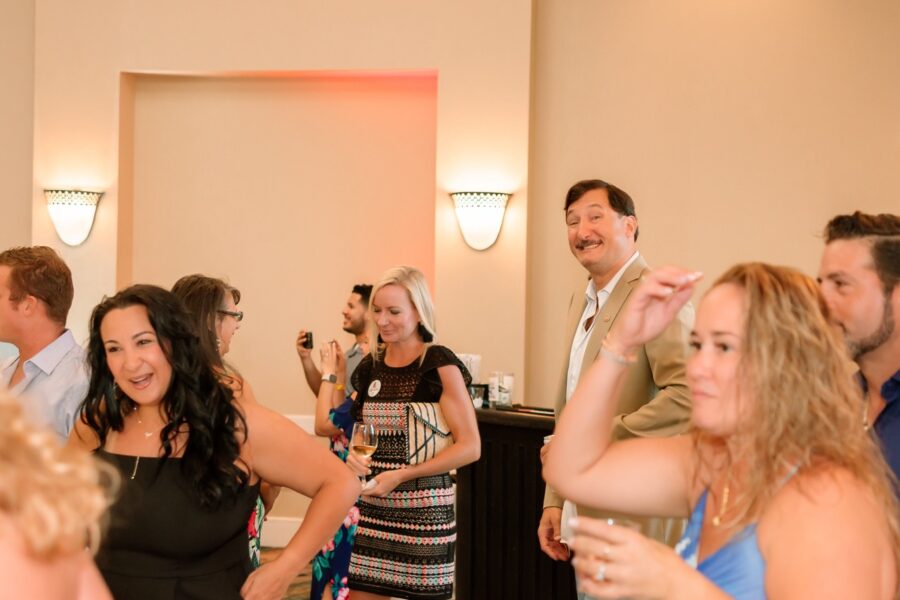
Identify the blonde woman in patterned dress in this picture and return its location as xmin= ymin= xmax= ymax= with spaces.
xmin=345 ymin=266 xmax=481 ymax=600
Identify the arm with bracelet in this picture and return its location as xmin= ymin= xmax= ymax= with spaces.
xmin=314 ymin=341 xmax=348 ymax=437
xmin=296 ymin=329 xmax=323 ymax=396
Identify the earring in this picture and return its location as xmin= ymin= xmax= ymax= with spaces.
xmin=108 ymin=380 xmax=120 ymax=412
xmin=417 ymin=323 xmax=434 ymax=343
xmin=216 ymin=338 xmax=222 ymax=351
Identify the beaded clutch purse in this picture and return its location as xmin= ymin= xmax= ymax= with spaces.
xmin=406 ymin=402 xmax=453 ymax=464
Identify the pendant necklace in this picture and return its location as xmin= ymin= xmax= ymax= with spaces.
xmin=711 ymin=474 xmax=730 ymax=527
xmin=130 ymin=409 xmax=161 ymax=480
xmin=134 ymin=409 xmax=161 ymax=439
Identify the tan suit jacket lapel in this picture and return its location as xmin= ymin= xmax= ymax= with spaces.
xmin=579 ymin=256 xmax=648 ymax=376
xmin=554 ymin=286 xmax=589 ymax=416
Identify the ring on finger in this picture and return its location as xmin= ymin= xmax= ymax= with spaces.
xmin=603 ymin=545 xmax=612 ymax=560
xmin=594 ymin=562 xmax=606 ymax=582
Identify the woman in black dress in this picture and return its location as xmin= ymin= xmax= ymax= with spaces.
xmin=345 ymin=266 xmax=481 ymax=600
xmin=69 ymin=285 xmax=359 ymax=600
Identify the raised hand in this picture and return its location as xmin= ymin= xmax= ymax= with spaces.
xmin=609 ymin=267 xmax=701 ymax=355
xmin=319 ymin=341 xmax=339 ymax=374
xmin=295 ymin=330 xmax=313 ymax=359
xmin=332 ymin=340 xmax=347 ymax=381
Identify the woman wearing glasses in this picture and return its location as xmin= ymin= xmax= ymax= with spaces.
xmin=171 ymin=274 xmax=280 ymax=570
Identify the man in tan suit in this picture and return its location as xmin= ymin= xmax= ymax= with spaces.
xmin=538 ymin=180 xmax=693 ymax=572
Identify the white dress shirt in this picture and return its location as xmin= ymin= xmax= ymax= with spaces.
xmin=1 ymin=329 xmax=89 ymax=440
xmin=560 ymin=251 xmax=640 ymax=542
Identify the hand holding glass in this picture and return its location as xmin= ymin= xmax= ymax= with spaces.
xmin=350 ymin=422 xmax=379 ymax=484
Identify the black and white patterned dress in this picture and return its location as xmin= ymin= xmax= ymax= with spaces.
xmin=348 ymin=345 xmax=471 ymax=600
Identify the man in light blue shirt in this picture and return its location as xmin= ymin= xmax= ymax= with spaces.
xmin=0 ymin=246 xmax=88 ymax=440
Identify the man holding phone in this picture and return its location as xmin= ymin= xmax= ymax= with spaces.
xmin=296 ymin=283 xmax=372 ymax=395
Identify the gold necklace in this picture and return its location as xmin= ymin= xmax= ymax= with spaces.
xmin=134 ymin=409 xmax=161 ymax=439
xmin=862 ymin=399 xmax=871 ymax=432
xmin=129 ymin=408 xmax=162 ymax=479
xmin=711 ymin=477 xmax=730 ymax=527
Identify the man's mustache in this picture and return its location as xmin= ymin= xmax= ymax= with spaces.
xmin=575 ymin=238 xmax=603 ymax=250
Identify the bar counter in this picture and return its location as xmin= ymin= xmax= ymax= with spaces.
xmin=456 ymin=406 xmax=577 ymax=600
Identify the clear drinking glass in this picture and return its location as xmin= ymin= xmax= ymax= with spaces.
xmin=350 ymin=422 xmax=379 ymax=484
xmin=578 ymin=517 xmax=642 ymax=600
xmin=498 ymin=372 xmax=514 ymax=406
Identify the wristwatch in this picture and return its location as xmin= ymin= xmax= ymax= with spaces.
xmin=322 ymin=373 xmax=338 ymax=384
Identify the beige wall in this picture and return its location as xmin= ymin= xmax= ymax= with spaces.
xmin=0 ymin=0 xmax=34 ymax=248
xmin=32 ymin=0 xmax=532 ymax=384
xmin=31 ymin=0 xmax=533 ymax=518
xmin=129 ymin=72 xmax=438 ymax=409
xmin=0 ymin=0 xmax=35 ymax=361
xmin=526 ymin=0 xmax=900 ymax=407
xmin=24 ymin=0 xmax=900 ymax=518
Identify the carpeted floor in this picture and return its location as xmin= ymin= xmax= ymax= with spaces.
xmin=260 ymin=547 xmax=312 ymax=599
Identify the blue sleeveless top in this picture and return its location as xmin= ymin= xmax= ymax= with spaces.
xmin=674 ymin=490 xmax=766 ymax=599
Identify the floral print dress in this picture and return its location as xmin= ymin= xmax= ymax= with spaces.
xmin=248 ymin=496 xmax=264 ymax=569
xmin=311 ymin=398 xmax=360 ymax=600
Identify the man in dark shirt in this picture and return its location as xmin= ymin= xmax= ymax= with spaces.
xmin=818 ymin=212 xmax=900 ymax=476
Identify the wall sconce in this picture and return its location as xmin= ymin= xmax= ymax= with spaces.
xmin=44 ymin=189 xmax=103 ymax=246
xmin=450 ymin=192 xmax=511 ymax=251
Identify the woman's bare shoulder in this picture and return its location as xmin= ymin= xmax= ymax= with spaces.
xmin=759 ymin=465 xmax=896 ymax=598
xmin=67 ymin=418 xmax=100 ymax=452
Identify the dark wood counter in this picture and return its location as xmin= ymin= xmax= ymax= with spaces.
xmin=456 ymin=407 xmax=577 ymax=600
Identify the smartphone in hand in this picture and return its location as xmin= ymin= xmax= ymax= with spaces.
xmin=303 ymin=331 xmax=314 ymax=350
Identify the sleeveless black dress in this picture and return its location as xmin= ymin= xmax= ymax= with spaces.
xmin=348 ymin=345 xmax=471 ymax=600
xmin=95 ymin=449 xmax=260 ymax=599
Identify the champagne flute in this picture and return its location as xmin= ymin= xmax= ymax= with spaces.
xmin=350 ymin=422 xmax=379 ymax=484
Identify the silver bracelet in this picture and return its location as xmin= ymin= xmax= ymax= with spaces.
xmin=600 ymin=337 xmax=637 ymax=365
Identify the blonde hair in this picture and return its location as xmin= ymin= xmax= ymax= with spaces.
xmin=694 ymin=263 xmax=900 ymax=569
xmin=368 ymin=265 xmax=436 ymax=362
xmin=0 ymin=393 xmax=115 ymax=558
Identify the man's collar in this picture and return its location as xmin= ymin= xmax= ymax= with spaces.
xmin=584 ymin=252 xmax=642 ymax=301
xmin=859 ymin=368 xmax=900 ymax=404
xmin=884 ymin=369 xmax=900 ymax=404
xmin=0 ymin=355 xmax=17 ymax=374
xmin=24 ymin=330 xmax=78 ymax=375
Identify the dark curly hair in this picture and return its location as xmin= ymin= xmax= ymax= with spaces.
xmin=80 ymin=284 xmax=249 ymax=510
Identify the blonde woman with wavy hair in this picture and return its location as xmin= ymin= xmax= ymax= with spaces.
xmin=546 ymin=263 xmax=899 ymax=599
xmin=345 ymin=265 xmax=480 ymax=600
xmin=365 ymin=265 xmax=437 ymax=362
xmin=0 ymin=392 xmax=114 ymax=599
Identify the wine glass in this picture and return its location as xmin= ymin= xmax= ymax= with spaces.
xmin=350 ymin=422 xmax=379 ymax=484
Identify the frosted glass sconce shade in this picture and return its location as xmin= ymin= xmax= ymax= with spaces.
xmin=450 ymin=192 xmax=510 ymax=251
xmin=44 ymin=190 xmax=103 ymax=246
